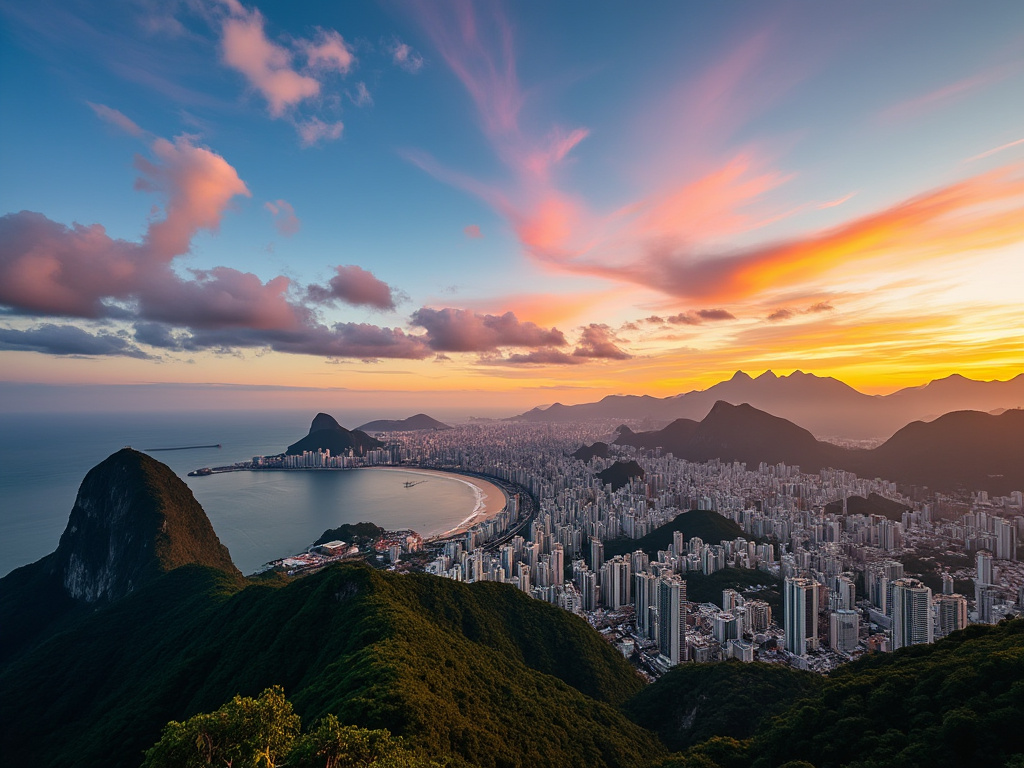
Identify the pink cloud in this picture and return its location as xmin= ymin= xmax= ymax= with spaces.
xmin=0 ymin=134 xmax=252 ymax=318
xmin=389 ymin=39 xmax=424 ymax=73
xmin=264 ymin=199 xmax=300 ymax=236
xmin=410 ymin=307 xmax=565 ymax=352
xmin=134 ymin=135 xmax=251 ymax=259
xmin=307 ymin=265 xmax=396 ymax=310
xmin=877 ymin=65 xmax=1015 ymax=124
xmin=463 ymin=224 xmax=483 ymax=238
xmin=220 ymin=5 xmax=319 ymax=117
xmin=87 ymin=102 xmax=145 ymax=137
xmin=296 ymin=117 xmax=344 ymax=147
xmin=302 ymin=29 xmax=355 ymax=74
xmin=572 ymin=324 xmax=631 ymax=360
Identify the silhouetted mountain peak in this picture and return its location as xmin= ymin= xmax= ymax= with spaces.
xmin=356 ymin=414 xmax=452 ymax=432
xmin=309 ymin=412 xmax=344 ymax=434
xmin=729 ymin=370 xmax=752 ymax=382
xmin=287 ymin=413 xmax=383 ymax=456
xmin=756 ymin=369 xmax=778 ymax=380
xmin=50 ymin=448 xmax=239 ymax=603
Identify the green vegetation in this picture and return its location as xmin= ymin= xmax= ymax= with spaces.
xmin=681 ymin=568 xmax=782 ymax=616
xmin=142 ymin=686 xmax=435 ymax=768
xmin=824 ymin=492 xmax=910 ymax=522
xmin=654 ymin=619 xmax=1024 ymax=768
xmin=314 ymin=522 xmax=386 ymax=546
xmin=605 ymin=510 xmax=746 ymax=559
xmin=625 ymin=661 xmax=820 ymax=751
xmin=0 ymin=562 xmax=660 ymax=768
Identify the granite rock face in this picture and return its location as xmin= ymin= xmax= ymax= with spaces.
xmin=50 ymin=448 xmax=239 ymax=603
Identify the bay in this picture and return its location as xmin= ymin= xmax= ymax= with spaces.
xmin=0 ymin=411 xmax=473 ymax=576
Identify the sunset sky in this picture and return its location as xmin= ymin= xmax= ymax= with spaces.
xmin=1 ymin=0 xmax=1022 ymax=417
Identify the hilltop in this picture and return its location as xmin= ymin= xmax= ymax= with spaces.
xmin=356 ymin=413 xmax=452 ymax=432
xmin=286 ymin=412 xmax=384 ymax=456
xmin=0 ymin=448 xmax=239 ymax=660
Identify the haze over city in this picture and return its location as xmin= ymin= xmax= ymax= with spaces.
xmin=1 ymin=0 xmax=1022 ymax=416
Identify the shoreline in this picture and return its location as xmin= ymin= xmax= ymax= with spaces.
xmin=365 ymin=466 xmax=509 ymax=540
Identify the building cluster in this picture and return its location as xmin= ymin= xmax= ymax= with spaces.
xmin=250 ymin=447 xmax=395 ymax=469
xmin=376 ymin=420 xmax=1022 ymax=675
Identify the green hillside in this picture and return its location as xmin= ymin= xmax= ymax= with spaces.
xmin=658 ymin=619 xmax=1024 ymax=768
xmin=0 ymin=562 xmax=660 ymax=768
xmin=605 ymin=510 xmax=746 ymax=559
xmin=625 ymin=661 xmax=821 ymax=751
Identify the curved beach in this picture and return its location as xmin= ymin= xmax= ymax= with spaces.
xmin=368 ymin=466 xmax=508 ymax=539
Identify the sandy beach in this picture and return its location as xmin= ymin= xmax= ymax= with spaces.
xmin=369 ymin=466 xmax=509 ymax=540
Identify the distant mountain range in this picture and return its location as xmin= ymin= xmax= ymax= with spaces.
xmin=356 ymin=413 xmax=451 ymax=432
xmin=286 ymin=412 xmax=383 ymax=456
xmin=611 ymin=401 xmax=1024 ymax=495
xmin=514 ymin=370 xmax=1024 ymax=439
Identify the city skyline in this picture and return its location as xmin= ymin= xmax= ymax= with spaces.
xmin=2 ymin=1 xmax=1023 ymax=415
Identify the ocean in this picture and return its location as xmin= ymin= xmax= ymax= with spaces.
xmin=0 ymin=411 xmax=476 ymax=576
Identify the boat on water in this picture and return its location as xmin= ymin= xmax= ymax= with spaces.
xmin=403 ymin=480 xmax=426 ymax=488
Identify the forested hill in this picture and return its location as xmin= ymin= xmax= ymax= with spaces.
xmin=0 ymin=562 xmax=659 ymax=768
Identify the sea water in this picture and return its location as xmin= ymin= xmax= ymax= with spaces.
xmin=0 ymin=411 xmax=475 ymax=576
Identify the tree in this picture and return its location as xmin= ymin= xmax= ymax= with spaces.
xmin=142 ymin=686 xmax=299 ymax=768
xmin=142 ymin=687 xmax=437 ymax=768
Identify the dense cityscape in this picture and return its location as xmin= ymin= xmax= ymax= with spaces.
xmin=226 ymin=420 xmax=1023 ymax=679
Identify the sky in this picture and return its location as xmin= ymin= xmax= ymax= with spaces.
xmin=1 ymin=0 xmax=1022 ymax=418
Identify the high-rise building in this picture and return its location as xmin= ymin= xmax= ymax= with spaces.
xmin=589 ymin=537 xmax=605 ymax=572
xmin=891 ymin=578 xmax=933 ymax=649
xmin=784 ymin=577 xmax=819 ymax=656
xmin=658 ymin=576 xmax=687 ymax=665
xmin=975 ymin=550 xmax=994 ymax=616
xmin=995 ymin=519 xmax=1017 ymax=561
xmin=714 ymin=612 xmax=739 ymax=644
xmin=722 ymin=588 xmax=743 ymax=612
xmin=550 ymin=543 xmax=564 ymax=585
xmin=941 ymin=572 xmax=954 ymax=596
xmin=672 ymin=530 xmax=685 ymax=557
xmin=829 ymin=609 xmax=859 ymax=653
xmin=634 ymin=572 xmax=657 ymax=639
xmin=934 ymin=593 xmax=968 ymax=638
xmin=747 ymin=600 xmax=772 ymax=633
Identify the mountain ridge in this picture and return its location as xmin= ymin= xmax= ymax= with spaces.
xmin=513 ymin=370 xmax=1024 ymax=439
xmin=356 ymin=413 xmax=452 ymax=432
xmin=612 ymin=402 xmax=1024 ymax=494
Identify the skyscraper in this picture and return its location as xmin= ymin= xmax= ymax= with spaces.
xmin=658 ymin=576 xmax=687 ymax=665
xmin=784 ymin=577 xmax=819 ymax=656
xmin=934 ymin=593 xmax=968 ymax=638
xmin=829 ymin=609 xmax=859 ymax=653
xmin=891 ymin=578 xmax=933 ymax=649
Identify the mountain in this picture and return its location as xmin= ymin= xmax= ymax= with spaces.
xmin=0 ymin=452 xmax=660 ymax=768
xmin=513 ymin=370 xmax=1024 ymax=439
xmin=356 ymin=413 xmax=452 ymax=432
xmin=597 ymin=460 xmax=645 ymax=491
xmin=860 ymin=408 xmax=1024 ymax=497
xmin=613 ymin=403 xmax=1024 ymax=495
xmin=615 ymin=401 xmax=848 ymax=471
xmin=286 ymin=412 xmax=384 ymax=456
xmin=0 ymin=448 xmax=239 ymax=661
xmin=572 ymin=441 xmax=611 ymax=461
